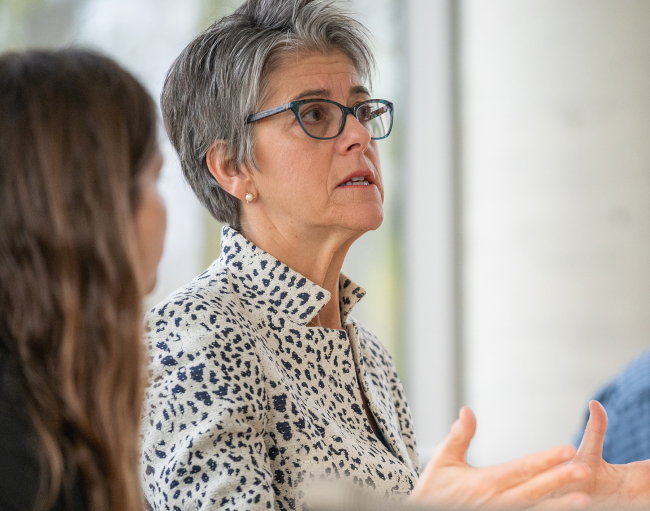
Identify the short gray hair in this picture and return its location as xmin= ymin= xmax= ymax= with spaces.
xmin=161 ymin=0 xmax=376 ymax=230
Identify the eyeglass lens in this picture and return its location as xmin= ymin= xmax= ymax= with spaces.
xmin=297 ymin=101 xmax=391 ymax=139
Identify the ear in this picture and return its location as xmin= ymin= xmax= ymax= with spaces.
xmin=206 ymin=141 xmax=256 ymax=201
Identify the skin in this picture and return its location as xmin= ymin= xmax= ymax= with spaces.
xmin=411 ymin=408 xmax=592 ymax=509
xmin=556 ymin=401 xmax=650 ymax=507
xmin=134 ymin=149 xmax=167 ymax=295
xmin=206 ymin=50 xmax=590 ymax=508
xmin=207 ymin=50 xmax=383 ymax=331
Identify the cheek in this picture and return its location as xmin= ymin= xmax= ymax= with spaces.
xmin=257 ymin=136 xmax=333 ymax=204
xmin=366 ymin=144 xmax=384 ymax=199
xmin=367 ymin=143 xmax=381 ymax=174
xmin=286 ymin=156 xmax=332 ymax=197
xmin=134 ymin=186 xmax=167 ymax=291
xmin=150 ymin=192 xmax=167 ymax=258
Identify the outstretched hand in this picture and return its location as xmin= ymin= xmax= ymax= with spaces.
xmin=559 ymin=401 xmax=650 ymax=507
xmin=408 ymin=407 xmax=591 ymax=509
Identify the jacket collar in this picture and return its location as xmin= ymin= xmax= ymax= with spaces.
xmin=216 ymin=226 xmax=365 ymax=326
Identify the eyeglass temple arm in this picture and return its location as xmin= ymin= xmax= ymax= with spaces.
xmin=246 ymin=102 xmax=294 ymax=123
xmin=368 ymin=105 xmax=390 ymax=121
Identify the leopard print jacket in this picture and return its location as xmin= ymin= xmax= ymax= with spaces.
xmin=141 ymin=227 xmax=420 ymax=510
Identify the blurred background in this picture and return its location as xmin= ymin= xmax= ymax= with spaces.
xmin=3 ymin=0 xmax=650 ymax=467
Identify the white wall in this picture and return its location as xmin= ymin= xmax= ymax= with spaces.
xmin=460 ymin=0 xmax=650 ymax=465
xmin=403 ymin=0 xmax=459 ymax=461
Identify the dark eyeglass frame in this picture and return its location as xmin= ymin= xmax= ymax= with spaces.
xmin=245 ymin=98 xmax=394 ymax=140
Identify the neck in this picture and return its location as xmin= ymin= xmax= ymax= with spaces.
xmin=241 ymin=218 xmax=360 ymax=330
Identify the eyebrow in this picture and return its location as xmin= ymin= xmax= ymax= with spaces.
xmin=290 ymin=85 xmax=371 ymax=102
xmin=291 ymin=88 xmax=330 ymax=101
xmin=350 ymin=85 xmax=371 ymax=97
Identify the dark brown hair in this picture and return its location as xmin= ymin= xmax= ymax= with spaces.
xmin=0 ymin=49 xmax=157 ymax=511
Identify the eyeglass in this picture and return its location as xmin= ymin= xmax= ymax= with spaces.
xmin=246 ymin=98 xmax=394 ymax=140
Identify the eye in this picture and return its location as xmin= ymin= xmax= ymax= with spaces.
xmin=300 ymin=104 xmax=329 ymax=124
xmin=357 ymin=104 xmax=372 ymax=122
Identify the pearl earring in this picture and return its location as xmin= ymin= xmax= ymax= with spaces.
xmin=245 ymin=193 xmax=256 ymax=203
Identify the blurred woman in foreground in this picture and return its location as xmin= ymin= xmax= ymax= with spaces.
xmin=0 ymin=49 xmax=166 ymax=511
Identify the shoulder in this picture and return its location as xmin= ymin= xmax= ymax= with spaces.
xmin=140 ymin=264 xmax=270 ymax=462
xmin=142 ymin=262 xmax=268 ymax=409
xmin=587 ymin=350 xmax=650 ymax=463
xmin=145 ymin=262 xmax=235 ymax=337
xmin=0 ymin=355 xmax=35 ymax=441
xmin=0 ymin=355 xmax=40 ymax=510
xmin=144 ymin=260 xmax=266 ymax=357
xmin=597 ymin=349 xmax=650 ymax=411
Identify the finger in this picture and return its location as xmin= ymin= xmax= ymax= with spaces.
xmin=430 ymin=406 xmax=477 ymax=465
xmin=488 ymin=444 xmax=577 ymax=490
xmin=575 ymin=400 xmax=608 ymax=462
xmin=459 ymin=406 xmax=477 ymax=444
xmin=498 ymin=463 xmax=590 ymax=507
xmin=527 ymin=492 xmax=591 ymax=510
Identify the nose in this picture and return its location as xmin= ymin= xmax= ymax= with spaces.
xmin=335 ymin=111 xmax=372 ymax=154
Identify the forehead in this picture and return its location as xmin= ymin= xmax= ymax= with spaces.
xmin=262 ymin=50 xmax=364 ymax=105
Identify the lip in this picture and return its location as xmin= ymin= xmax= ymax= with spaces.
xmin=337 ymin=170 xmax=375 ymax=187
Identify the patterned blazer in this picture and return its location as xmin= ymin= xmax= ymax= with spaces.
xmin=141 ymin=227 xmax=420 ymax=510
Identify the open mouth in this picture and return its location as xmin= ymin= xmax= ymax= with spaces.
xmin=338 ymin=171 xmax=375 ymax=187
xmin=340 ymin=176 xmax=371 ymax=186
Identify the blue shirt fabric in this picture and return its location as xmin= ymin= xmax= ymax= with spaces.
xmin=574 ymin=349 xmax=650 ymax=464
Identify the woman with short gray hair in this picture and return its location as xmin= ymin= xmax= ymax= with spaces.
xmin=140 ymin=1 xmax=593 ymax=509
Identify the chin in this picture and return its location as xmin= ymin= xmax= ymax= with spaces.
xmin=342 ymin=204 xmax=384 ymax=232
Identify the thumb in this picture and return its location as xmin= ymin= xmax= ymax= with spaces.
xmin=575 ymin=400 xmax=608 ymax=463
xmin=431 ymin=406 xmax=477 ymax=465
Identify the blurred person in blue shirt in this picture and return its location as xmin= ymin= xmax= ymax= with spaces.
xmin=575 ymin=350 xmax=650 ymax=463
